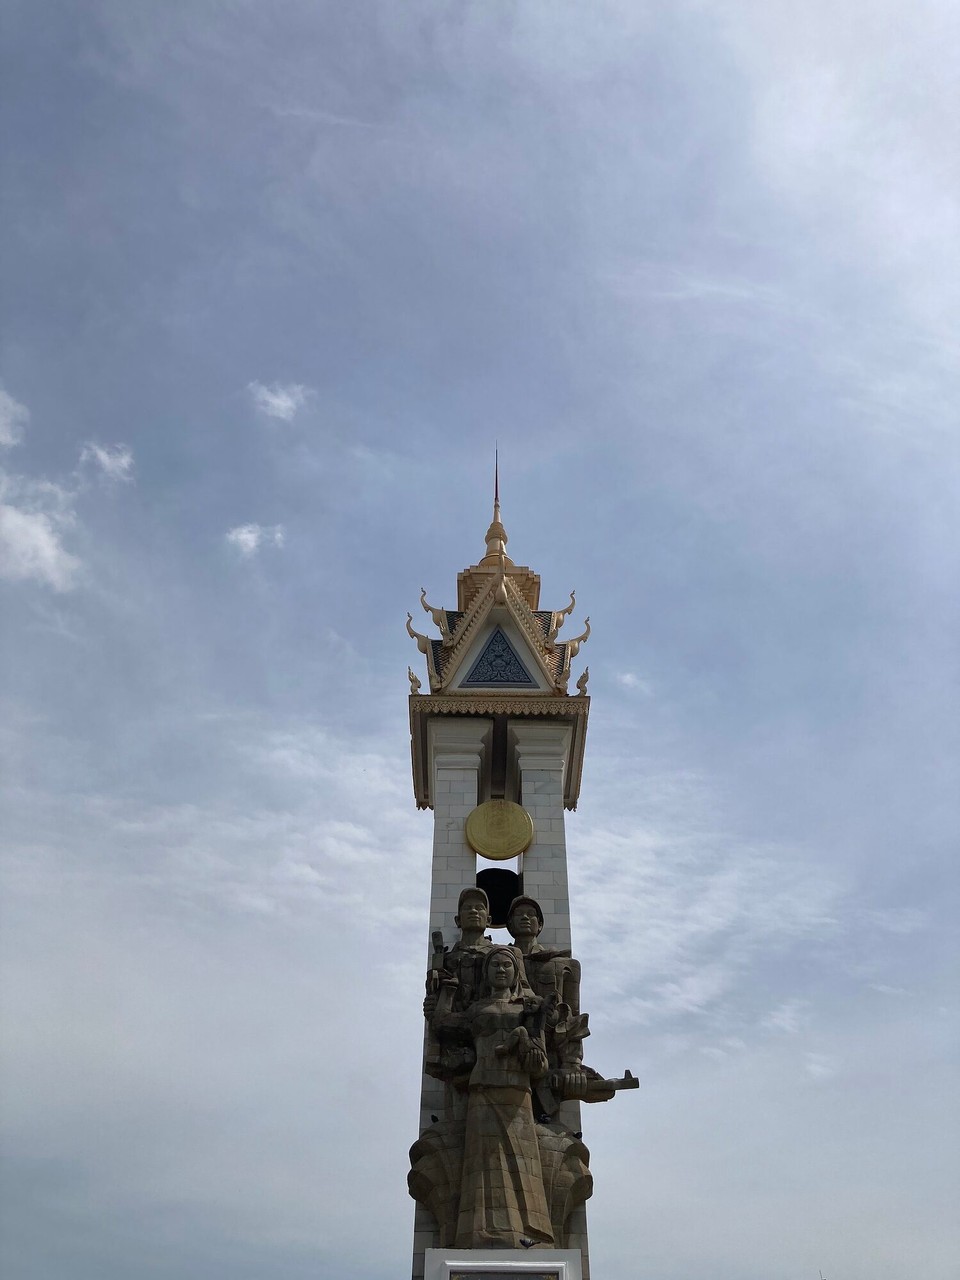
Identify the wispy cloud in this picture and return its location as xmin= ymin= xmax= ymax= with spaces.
xmin=608 ymin=261 xmax=792 ymax=312
xmin=0 ymin=383 xmax=30 ymax=448
xmin=247 ymin=381 xmax=311 ymax=422
xmin=762 ymin=998 xmax=808 ymax=1035
xmin=0 ymin=389 xmax=82 ymax=589
xmin=269 ymin=103 xmax=379 ymax=130
xmin=79 ymin=441 xmax=135 ymax=483
xmin=0 ymin=498 xmax=80 ymax=591
xmin=804 ymin=1051 xmax=839 ymax=1081
xmin=615 ymin=671 xmax=654 ymax=695
xmin=225 ymin=523 xmax=285 ymax=557
xmin=0 ymin=435 xmax=136 ymax=590
xmin=716 ymin=0 xmax=960 ymax=332
xmin=571 ymin=765 xmax=844 ymax=1038
xmin=858 ymin=906 xmax=927 ymax=935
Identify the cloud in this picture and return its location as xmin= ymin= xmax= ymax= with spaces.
xmin=712 ymin=0 xmax=960 ymax=332
xmin=804 ymin=1051 xmax=839 ymax=1080
xmin=0 ymin=387 xmax=83 ymax=589
xmin=0 ymin=713 xmax=429 ymax=1279
xmin=859 ymin=906 xmax=927 ymax=935
xmin=79 ymin=441 xmax=135 ymax=483
xmin=569 ymin=762 xmax=845 ymax=1039
xmin=268 ymin=103 xmax=379 ymax=130
xmin=762 ymin=998 xmax=808 ymax=1035
xmin=0 ymin=383 xmax=30 ymax=448
xmin=615 ymin=671 xmax=653 ymax=695
xmin=225 ymin=523 xmax=285 ymax=557
xmin=0 ymin=435 xmax=134 ymax=592
xmin=0 ymin=500 xmax=80 ymax=591
xmin=247 ymin=381 xmax=311 ymax=422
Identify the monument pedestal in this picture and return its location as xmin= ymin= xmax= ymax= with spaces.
xmin=424 ymin=1248 xmax=583 ymax=1280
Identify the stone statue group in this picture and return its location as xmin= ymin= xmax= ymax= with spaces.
xmin=409 ymin=887 xmax=637 ymax=1252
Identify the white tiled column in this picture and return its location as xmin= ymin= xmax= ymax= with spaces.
xmin=413 ymin=717 xmax=491 ymax=1280
xmin=425 ymin=717 xmax=491 ymax=941
xmin=510 ymin=721 xmax=573 ymax=949
xmin=509 ymin=720 xmax=589 ymax=1279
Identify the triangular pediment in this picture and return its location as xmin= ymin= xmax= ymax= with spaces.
xmin=445 ymin=597 xmax=556 ymax=693
xmin=461 ymin=626 xmax=537 ymax=688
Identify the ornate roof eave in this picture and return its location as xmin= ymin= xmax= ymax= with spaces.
xmin=409 ymin=691 xmax=590 ymax=812
xmin=438 ymin=573 xmax=500 ymax=684
xmin=500 ymin=575 xmax=566 ymax=689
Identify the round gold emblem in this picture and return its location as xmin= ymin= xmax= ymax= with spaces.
xmin=465 ymin=800 xmax=534 ymax=861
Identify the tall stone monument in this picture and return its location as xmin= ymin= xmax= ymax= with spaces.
xmin=405 ymin=477 xmax=637 ymax=1280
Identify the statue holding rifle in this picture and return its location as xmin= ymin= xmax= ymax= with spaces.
xmin=410 ymin=893 xmax=638 ymax=1249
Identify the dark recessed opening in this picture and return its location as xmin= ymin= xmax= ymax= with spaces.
xmin=476 ymin=867 xmax=521 ymax=928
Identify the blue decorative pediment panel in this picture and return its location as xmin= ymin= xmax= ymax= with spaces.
xmin=461 ymin=626 xmax=537 ymax=688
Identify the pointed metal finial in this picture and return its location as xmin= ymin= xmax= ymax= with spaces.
xmin=480 ymin=447 xmax=513 ymax=567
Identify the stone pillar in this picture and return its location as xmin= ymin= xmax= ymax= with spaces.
xmin=510 ymin=721 xmax=573 ymax=949
xmin=510 ymin=719 xmax=589 ymax=1278
xmin=413 ymin=717 xmax=492 ymax=1280
xmin=425 ymin=717 xmax=492 ymax=941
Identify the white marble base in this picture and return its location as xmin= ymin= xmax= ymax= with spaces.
xmin=424 ymin=1247 xmax=583 ymax=1280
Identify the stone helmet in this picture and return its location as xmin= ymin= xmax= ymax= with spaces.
xmin=456 ymin=885 xmax=491 ymax=915
xmin=506 ymin=895 xmax=544 ymax=927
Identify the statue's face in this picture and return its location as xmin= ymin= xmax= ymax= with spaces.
xmin=488 ymin=952 xmax=517 ymax=990
xmin=509 ymin=903 xmax=541 ymax=939
xmin=457 ymin=894 xmax=490 ymax=932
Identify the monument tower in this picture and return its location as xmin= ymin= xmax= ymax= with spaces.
xmin=405 ymin=475 xmax=637 ymax=1280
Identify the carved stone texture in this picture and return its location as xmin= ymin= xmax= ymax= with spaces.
xmin=424 ymin=887 xmax=494 ymax=1084
xmin=507 ymin=897 xmax=585 ymax=1072
xmin=463 ymin=627 xmax=537 ymax=688
xmin=415 ymin=948 xmax=553 ymax=1248
xmin=412 ymin=931 xmax=594 ymax=1250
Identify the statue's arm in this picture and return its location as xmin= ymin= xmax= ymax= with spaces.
xmin=432 ymin=1008 xmax=470 ymax=1042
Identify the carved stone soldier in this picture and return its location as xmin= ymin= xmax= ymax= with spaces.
xmin=424 ymin=886 xmax=533 ymax=1084
xmin=506 ymin=895 xmax=586 ymax=1071
xmin=424 ymin=886 xmax=494 ymax=1083
xmin=507 ymin=895 xmax=639 ymax=1108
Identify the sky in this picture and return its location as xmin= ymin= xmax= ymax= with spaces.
xmin=1 ymin=2 xmax=958 ymax=1278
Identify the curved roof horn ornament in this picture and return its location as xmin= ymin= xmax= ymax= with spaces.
xmin=420 ymin=587 xmax=453 ymax=646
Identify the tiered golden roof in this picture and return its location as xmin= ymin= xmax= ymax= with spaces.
xmin=406 ymin=485 xmax=590 ymax=697
xmin=406 ymin=474 xmax=591 ymax=810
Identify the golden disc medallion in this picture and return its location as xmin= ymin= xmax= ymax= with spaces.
xmin=465 ymin=799 xmax=534 ymax=861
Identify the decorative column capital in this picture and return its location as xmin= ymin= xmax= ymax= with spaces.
xmin=508 ymin=720 xmax=573 ymax=773
xmin=427 ymin=717 xmax=491 ymax=777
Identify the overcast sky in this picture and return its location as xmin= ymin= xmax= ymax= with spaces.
xmin=1 ymin=3 xmax=958 ymax=1279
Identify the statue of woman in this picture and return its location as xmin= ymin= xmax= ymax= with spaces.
xmin=450 ymin=946 xmax=555 ymax=1249
xmin=410 ymin=944 xmax=594 ymax=1248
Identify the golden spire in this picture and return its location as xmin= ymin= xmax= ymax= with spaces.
xmin=479 ymin=449 xmax=514 ymax=567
